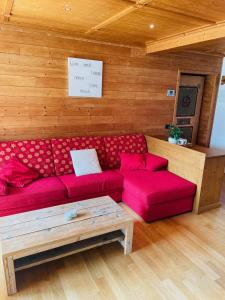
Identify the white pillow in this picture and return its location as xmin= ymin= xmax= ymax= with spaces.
xmin=70 ymin=149 xmax=102 ymax=176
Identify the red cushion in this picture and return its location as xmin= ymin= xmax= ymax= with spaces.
xmin=51 ymin=136 xmax=107 ymax=176
xmin=0 ymin=158 xmax=39 ymax=187
xmin=104 ymin=134 xmax=147 ymax=169
xmin=59 ymin=170 xmax=123 ymax=198
xmin=123 ymin=193 xmax=194 ymax=222
xmin=120 ymin=153 xmax=145 ymax=172
xmin=0 ymin=179 xmax=8 ymax=195
xmin=145 ymin=153 xmax=168 ymax=171
xmin=122 ymin=170 xmax=196 ymax=221
xmin=0 ymin=177 xmax=67 ymax=216
xmin=122 ymin=170 xmax=196 ymax=206
xmin=0 ymin=139 xmax=55 ymax=177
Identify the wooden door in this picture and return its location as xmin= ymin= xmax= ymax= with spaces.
xmin=175 ymin=74 xmax=205 ymax=145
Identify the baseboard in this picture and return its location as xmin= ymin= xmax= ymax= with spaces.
xmin=198 ymin=202 xmax=221 ymax=213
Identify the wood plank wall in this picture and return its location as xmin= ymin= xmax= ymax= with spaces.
xmin=0 ymin=24 xmax=223 ymax=144
xmin=197 ymin=74 xmax=221 ymax=145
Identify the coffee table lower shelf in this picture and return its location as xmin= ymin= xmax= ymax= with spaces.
xmin=14 ymin=230 xmax=125 ymax=272
xmin=1 ymin=197 xmax=134 ymax=296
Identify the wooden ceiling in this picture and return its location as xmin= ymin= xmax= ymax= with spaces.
xmin=1 ymin=0 xmax=225 ymax=55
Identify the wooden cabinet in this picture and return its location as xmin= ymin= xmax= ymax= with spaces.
xmin=145 ymin=136 xmax=225 ymax=213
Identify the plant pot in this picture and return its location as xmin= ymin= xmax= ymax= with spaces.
xmin=168 ymin=137 xmax=177 ymax=144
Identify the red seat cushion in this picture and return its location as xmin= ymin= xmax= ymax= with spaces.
xmin=104 ymin=134 xmax=147 ymax=169
xmin=59 ymin=170 xmax=123 ymax=198
xmin=0 ymin=139 xmax=55 ymax=177
xmin=51 ymin=136 xmax=107 ymax=176
xmin=0 ymin=177 xmax=67 ymax=216
xmin=123 ymin=170 xmax=196 ymax=206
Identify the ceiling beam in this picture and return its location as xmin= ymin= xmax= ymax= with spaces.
xmin=146 ymin=22 xmax=225 ymax=54
xmin=3 ymin=0 xmax=14 ymax=22
xmin=147 ymin=5 xmax=216 ymax=25
xmin=86 ymin=0 xmax=151 ymax=34
xmin=128 ymin=0 xmax=216 ymax=25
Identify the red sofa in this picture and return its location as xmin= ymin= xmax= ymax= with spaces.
xmin=0 ymin=134 xmax=196 ymax=221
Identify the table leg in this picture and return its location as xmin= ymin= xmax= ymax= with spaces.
xmin=123 ymin=222 xmax=134 ymax=255
xmin=3 ymin=256 xmax=17 ymax=295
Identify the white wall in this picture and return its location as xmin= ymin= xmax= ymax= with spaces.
xmin=210 ymin=58 xmax=225 ymax=149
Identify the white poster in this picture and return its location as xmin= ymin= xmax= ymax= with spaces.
xmin=68 ymin=57 xmax=103 ymax=98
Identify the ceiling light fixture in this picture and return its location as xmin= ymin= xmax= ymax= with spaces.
xmin=64 ymin=5 xmax=72 ymax=12
xmin=149 ymin=24 xmax=155 ymax=29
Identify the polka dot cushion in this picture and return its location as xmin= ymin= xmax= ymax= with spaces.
xmin=51 ymin=136 xmax=106 ymax=176
xmin=0 ymin=139 xmax=55 ymax=177
xmin=104 ymin=134 xmax=147 ymax=169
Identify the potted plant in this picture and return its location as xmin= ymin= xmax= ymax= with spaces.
xmin=165 ymin=124 xmax=181 ymax=144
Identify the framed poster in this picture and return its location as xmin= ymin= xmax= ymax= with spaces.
xmin=176 ymin=86 xmax=198 ymax=117
xmin=68 ymin=57 xmax=103 ymax=98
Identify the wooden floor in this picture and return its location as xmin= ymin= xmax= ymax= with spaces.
xmin=1 ymin=179 xmax=225 ymax=300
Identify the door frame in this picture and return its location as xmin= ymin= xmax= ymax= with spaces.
xmin=173 ymin=69 xmax=220 ymax=146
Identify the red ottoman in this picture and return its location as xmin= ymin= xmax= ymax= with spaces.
xmin=122 ymin=170 xmax=196 ymax=222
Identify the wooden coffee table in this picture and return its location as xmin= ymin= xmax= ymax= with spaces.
xmin=0 ymin=196 xmax=134 ymax=295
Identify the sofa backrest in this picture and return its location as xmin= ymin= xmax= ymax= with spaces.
xmin=51 ymin=136 xmax=107 ymax=176
xmin=0 ymin=134 xmax=147 ymax=178
xmin=103 ymin=134 xmax=147 ymax=169
xmin=0 ymin=139 xmax=55 ymax=177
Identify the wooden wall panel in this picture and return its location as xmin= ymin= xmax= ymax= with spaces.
xmin=0 ymin=24 xmax=223 ymax=142
xmin=197 ymin=74 xmax=221 ymax=146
